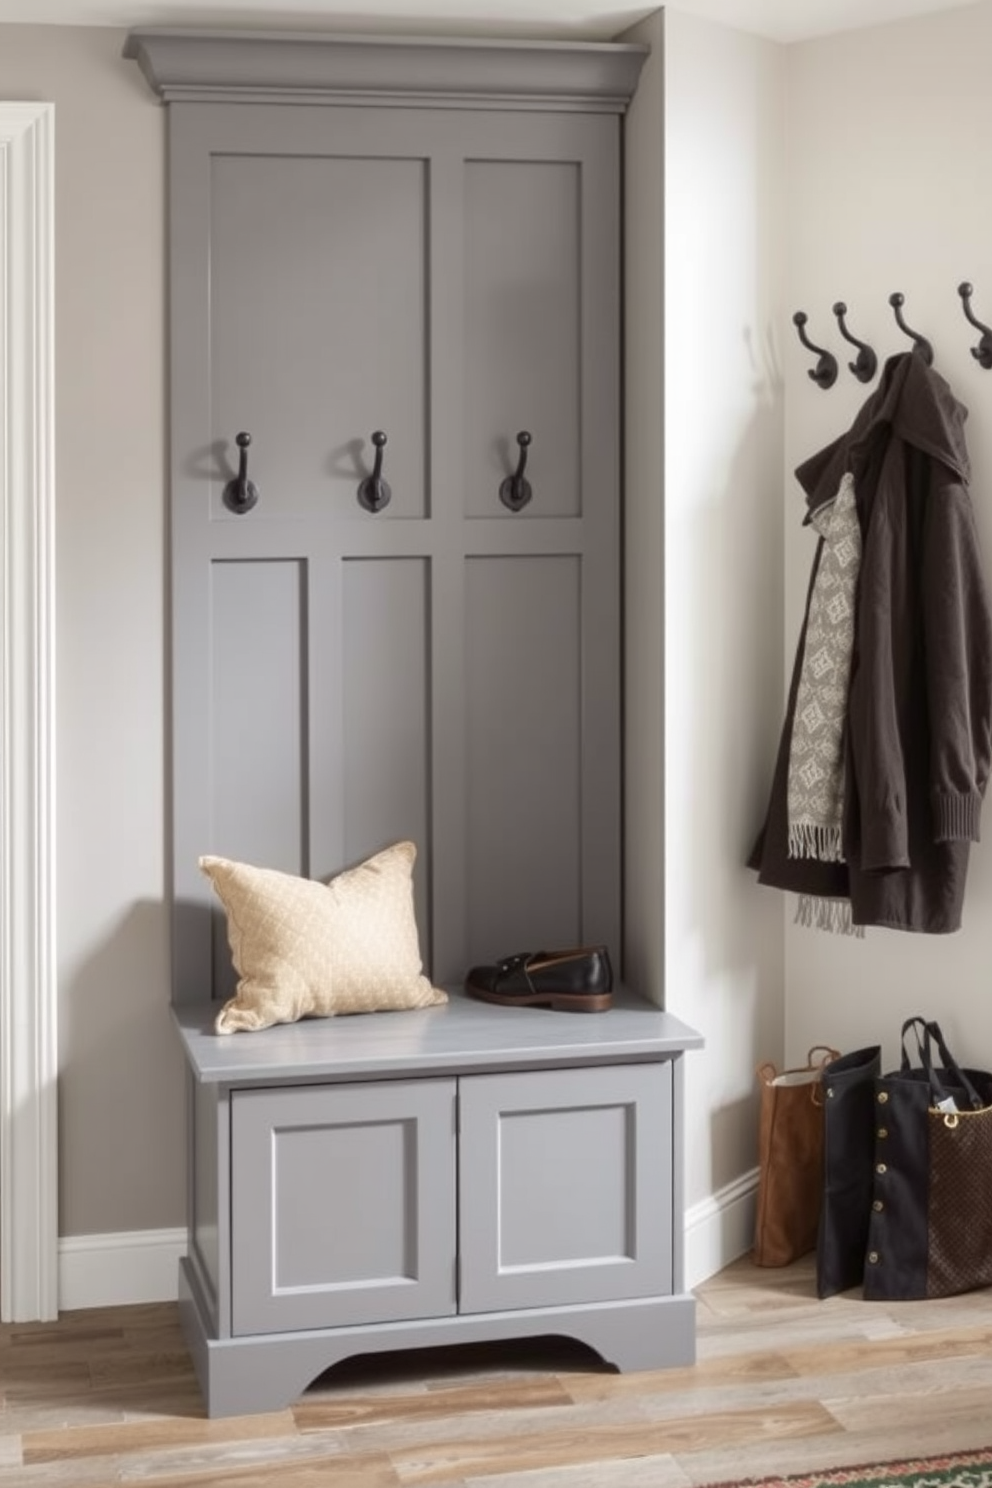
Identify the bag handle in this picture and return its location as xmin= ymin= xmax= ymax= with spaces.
xmin=756 ymin=1048 xmax=839 ymax=1107
xmin=899 ymin=1015 xmax=984 ymax=1111
xmin=756 ymin=1046 xmax=839 ymax=1085
xmin=899 ymin=1016 xmax=928 ymax=1070
xmin=924 ymin=1019 xmax=984 ymax=1111
xmin=900 ymin=1017 xmax=958 ymax=1107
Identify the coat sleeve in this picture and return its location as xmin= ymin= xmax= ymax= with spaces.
xmin=924 ymin=470 xmax=992 ymax=842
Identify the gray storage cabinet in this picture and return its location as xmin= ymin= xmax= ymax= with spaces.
xmin=126 ymin=29 xmax=703 ymax=1418
xmin=176 ymin=995 xmax=701 ymax=1418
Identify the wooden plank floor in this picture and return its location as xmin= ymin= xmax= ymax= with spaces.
xmin=3 ymin=1254 xmax=992 ymax=1486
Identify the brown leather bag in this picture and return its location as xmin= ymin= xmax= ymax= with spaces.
xmin=753 ymin=1047 xmax=839 ymax=1267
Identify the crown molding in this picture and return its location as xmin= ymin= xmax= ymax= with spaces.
xmin=123 ymin=28 xmax=648 ymax=112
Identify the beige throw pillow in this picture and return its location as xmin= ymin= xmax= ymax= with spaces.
xmin=201 ymin=841 xmax=447 ymax=1035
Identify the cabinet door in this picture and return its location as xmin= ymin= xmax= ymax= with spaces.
xmin=167 ymin=101 xmax=621 ymax=1003
xmin=458 ymin=1063 xmax=673 ymax=1313
xmin=231 ymin=1079 xmax=456 ymax=1335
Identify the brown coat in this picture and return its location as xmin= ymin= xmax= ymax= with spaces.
xmin=751 ymin=351 xmax=992 ymax=932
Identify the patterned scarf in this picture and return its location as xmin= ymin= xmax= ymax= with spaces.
xmin=787 ymin=472 xmax=861 ymax=863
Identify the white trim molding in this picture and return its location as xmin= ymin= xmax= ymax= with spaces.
xmin=683 ymin=1168 xmax=758 ymax=1291
xmin=55 ymin=1195 xmax=758 ymax=1313
xmin=0 ymin=101 xmax=58 ymax=1323
xmin=59 ymin=1229 xmax=185 ymax=1312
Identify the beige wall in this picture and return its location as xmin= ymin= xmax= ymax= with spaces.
xmin=2 ymin=11 xmax=790 ymax=1265
xmin=625 ymin=6 xmax=788 ymax=1250
xmin=9 ymin=0 xmax=989 ymax=1279
xmin=629 ymin=0 xmax=992 ymax=1275
xmin=0 ymin=25 xmax=183 ymax=1237
xmin=662 ymin=9 xmax=788 ymax=1216
xmin=783 ymin=3 xmax=992 ymax=1071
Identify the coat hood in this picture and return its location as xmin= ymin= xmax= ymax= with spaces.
xmin=795 ymin=350 xmax=970 ymax=523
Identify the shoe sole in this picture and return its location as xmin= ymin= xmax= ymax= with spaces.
xmin=465 ymin=983 xmax=613 ymax=1013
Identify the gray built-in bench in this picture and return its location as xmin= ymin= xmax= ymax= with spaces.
xmin=125 ymin=26 xmax=702 ymax=1417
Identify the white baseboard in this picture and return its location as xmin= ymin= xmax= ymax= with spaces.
xmin=58 ymin=1228 xmax=186 ymax=1312
xmin=56 ymin=1183 xmax=757 ymax=1314
xmin=683 ymin=1168 xmax=758 ymax=1291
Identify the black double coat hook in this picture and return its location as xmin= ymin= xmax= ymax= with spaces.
xmin=958 ymin=283 xmax=992 ymax=370
xmin=792 ymin=312 xmax=838 ymax=390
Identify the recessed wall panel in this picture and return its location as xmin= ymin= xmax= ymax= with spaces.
xmin=209 ymin=559 xmax=305 ymax=999
xmin=341 ymin=558 xmax=431 ymax=957
xmin=210 ymin=154 xmax=427 ymax=519
xmin=465 ymin=555 xmax=581 ymax=962
xmin=463 ymin=160 xmax=580 ymax=519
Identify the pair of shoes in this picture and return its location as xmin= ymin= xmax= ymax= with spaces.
xmin=465 ymin=947 xmax=613 ymax=1013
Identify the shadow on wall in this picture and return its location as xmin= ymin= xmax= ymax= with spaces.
xmin=58 ymin=899 xmax=184 ymax=1238
xmin=669 ymin=332 xmax=788 ymax=1195
xmin=173 ymin=893 xmax=234 ymax=1007
xmin=709 ymin=1090 xmax=759 ymax=1193
xmin=680 ymin=340 xmax=786 ymax=986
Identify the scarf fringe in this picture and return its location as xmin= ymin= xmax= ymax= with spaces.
xmin=788 ymin=822 xmax=845 ymax=863
xmin=794 ymin=893 xmax=866 ymax=938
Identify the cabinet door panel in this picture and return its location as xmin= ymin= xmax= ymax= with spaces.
xmin=231 ymin=1079 xmax=456 ymax=1335
xmin=458 ymin=1064 xmax=673 ymax=1313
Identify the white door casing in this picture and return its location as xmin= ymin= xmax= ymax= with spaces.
xmin=0 ymin=101 xmax=58 ymax=1323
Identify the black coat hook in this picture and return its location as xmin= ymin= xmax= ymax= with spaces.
xmin=958 ymin=282 xmax=992 ymax=370
xmin=357 ymin=430 xmax=391 ymax=514
xmin=792 ymin=313 xmax=838 ymax=390
xmin=888 ymin=292 xmax=934 ymax=365
xmin=832 ymin=302 xmax=877 ymax=384
xmin=499 ymin=431 xmax=533 ymax=512
xmin=222 ymin=432 xmax=259 ymax=515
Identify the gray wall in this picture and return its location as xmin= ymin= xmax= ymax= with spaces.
xmin=0 ymin=25 xmax=183 ymax=1237
xmin=11 ymin=4 xmax=987 ymax=1278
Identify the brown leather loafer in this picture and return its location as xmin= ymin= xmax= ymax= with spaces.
xmin=465 ymin=947 xmax=613 ymax=1012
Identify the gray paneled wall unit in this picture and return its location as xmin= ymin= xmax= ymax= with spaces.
xmin=126 ymin=28 xmax=703 ymax=1418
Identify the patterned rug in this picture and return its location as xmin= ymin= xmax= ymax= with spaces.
xmin=714 ymin=1450 xmax=992 ymax=1488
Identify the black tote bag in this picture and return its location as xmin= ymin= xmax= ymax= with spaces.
xmin=817 ymin=1044 xmax=881 ymax=1298
xmin=862 ymin=1017 xmax=992 ymax=1301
